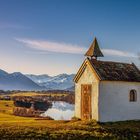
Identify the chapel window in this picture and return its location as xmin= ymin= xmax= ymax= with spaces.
xmin=129 ymin=90 xmax=137 ymax=102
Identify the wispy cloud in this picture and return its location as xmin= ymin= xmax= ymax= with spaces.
xmin=102 ymin=49 xmax=138 ymax=58
xmin=15 ymin=38 xmax=85 ymax=54
xmin=15 ymin=38 xmax=138 ymax=58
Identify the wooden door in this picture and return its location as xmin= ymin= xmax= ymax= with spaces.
xmin=81 ymin=84 xmax=92 ymax=120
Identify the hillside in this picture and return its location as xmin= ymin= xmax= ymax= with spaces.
xmin=0 ymin=69 xmax=75 ymax=91
xmin=0 ymin=100 xmax=140 ymax=139
xmin=26 ymin=73 xmax=75 ymax=90
xmin=0 ymin=70 xmax=43 ymax=91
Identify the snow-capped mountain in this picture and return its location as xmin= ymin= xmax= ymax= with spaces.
xmin=0 ymin=68 xmax=75 ymax=91
xmin=0 ymin=69 xmax=8 ymax=76
xmin=26 ymin=74 xmax=75 ymax=90
xmin=26 ymin=74 xmax=51 ymax=84
xmin=0 ymin=70 xmax=43 ymax=91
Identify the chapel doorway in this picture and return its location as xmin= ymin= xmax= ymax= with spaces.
xmin=81 ymin=84 xmax=92 ymax=120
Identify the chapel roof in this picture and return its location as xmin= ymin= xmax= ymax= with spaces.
xmin=74 ymin=38 xmax=140 ymax=83
xmin=89 ymin=59 xmax=140 ymax=82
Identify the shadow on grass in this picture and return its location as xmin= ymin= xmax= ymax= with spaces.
xmin=0 ymin=120 xmax=140 ymax=140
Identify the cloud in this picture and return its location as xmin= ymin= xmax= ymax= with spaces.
xmin=15 ymin=38 xmax=85 ymax=54
xmin=102 ymin=49 xmax=138 ymax=58
xmin=15 ymin=38 xmax=138 ymax=58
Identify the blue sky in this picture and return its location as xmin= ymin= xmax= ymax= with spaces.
xmin=0 ymin=0 xmax=140 ymax=75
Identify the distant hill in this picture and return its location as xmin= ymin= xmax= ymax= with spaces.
xmin=0 ymin=69 xmax=75 ymax=91
xmin=0 ymin=70 xmax=43 ymax=91
xmin=65 ymin=86 xmax=75 ymax=91
xmin=26 ymin=74 xmax=75 ymax=91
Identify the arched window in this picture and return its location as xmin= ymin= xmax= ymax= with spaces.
xmin=129 ymin=90 xmax=137 ymax=102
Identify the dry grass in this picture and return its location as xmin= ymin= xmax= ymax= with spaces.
xmin=7 ymin=91 xmax=66 ymax=97
xmin=0 ymin=100 xmax=13 ymax=114
xmin=0 ymin=100 xmax=140 ymax=139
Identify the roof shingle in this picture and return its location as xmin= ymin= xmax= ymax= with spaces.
xmin=89 ymin=59 xmax=140 ymax=82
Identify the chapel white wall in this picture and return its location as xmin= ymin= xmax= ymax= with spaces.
xmin=75 ymin=64 xmax=99 ymax=120
xmin=99 ymin=81 xmax=140 ymax=122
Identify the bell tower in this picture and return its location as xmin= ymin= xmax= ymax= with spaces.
xmin=85 ymin=37 xmax=104 ymax=59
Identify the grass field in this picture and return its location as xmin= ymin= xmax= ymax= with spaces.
xmin=5 ymin=91 xmax=67 ymax=97
xmin=0 ymin=100 xmax=140 ymax=139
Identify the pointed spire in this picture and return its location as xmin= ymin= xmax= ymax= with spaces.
xmin=85 ymin=37 xmax=104 ymax=59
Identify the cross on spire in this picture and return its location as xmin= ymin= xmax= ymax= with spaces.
xmin=85 ymin=37 xmax=104 ymax=59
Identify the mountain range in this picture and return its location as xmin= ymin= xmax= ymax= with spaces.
xmin=26 ymin=74 xmax=75 ymax=91
xmin=0 ymin=69 xmax=75 ymax=91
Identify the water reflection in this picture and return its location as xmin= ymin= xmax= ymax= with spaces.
xmin=41 ymin=101 xmax=74 ymax=120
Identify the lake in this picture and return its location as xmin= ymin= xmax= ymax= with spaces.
xmin=41 ymin=101 xmax=74 ymax=120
